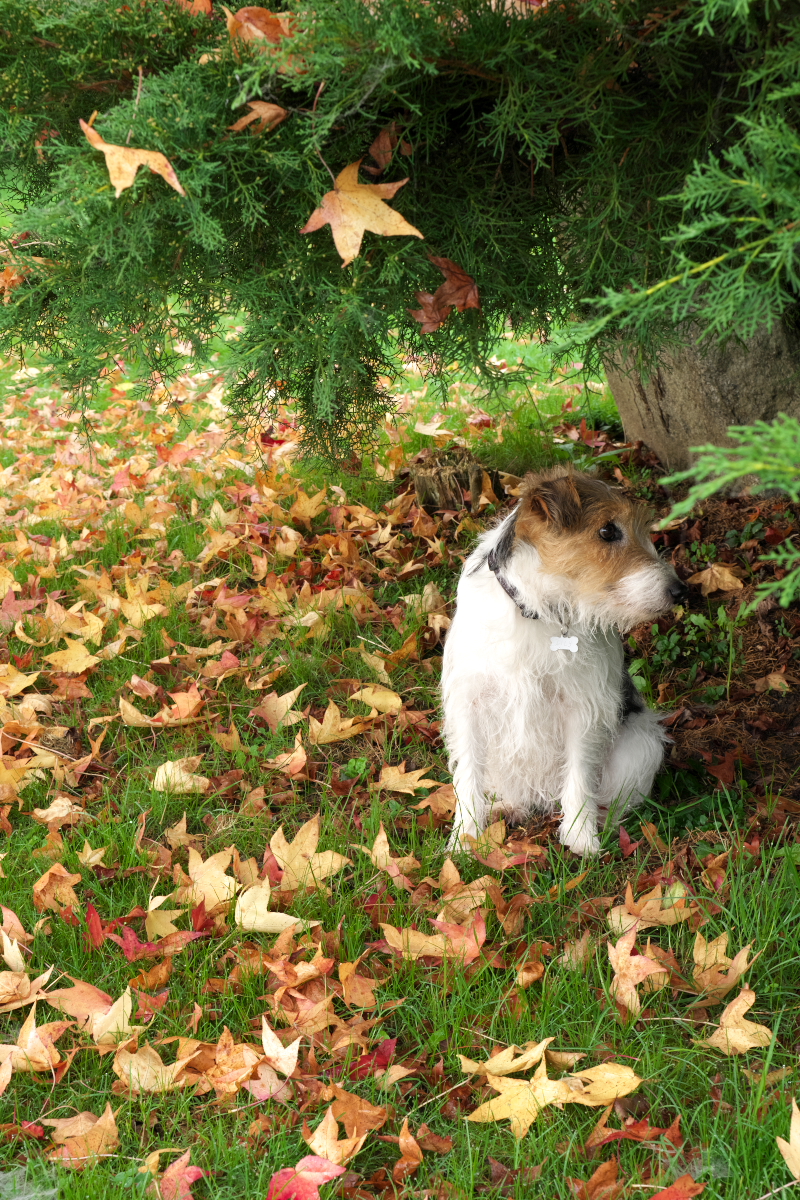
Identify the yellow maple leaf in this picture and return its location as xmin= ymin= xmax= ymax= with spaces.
xmin=301 ymin=160 xmax=424 ymax=267
xmin=686 ymin=562 xmax=746 ymax=596
xmin=376 ymin=761 xmax=439 ymax=794
xmin=698 ymin=987 xmax=773 ymax=1055
xmin=80 ymin=120 xmax=186 ymax=199
xmin=778 ymin=1098 xmax=800 ymax=1181
xmin=43 ymin=638 xmax=100 ymax=674
xmin=308 ymin=700 xmax=372 ymax=745
xmin=270 ymin=814 xmax=351 ymax=892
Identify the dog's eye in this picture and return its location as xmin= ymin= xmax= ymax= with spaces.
xmin=598 ymin=522 xmax=622 ymax=542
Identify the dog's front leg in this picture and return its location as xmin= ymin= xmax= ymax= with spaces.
xmin=558 ymin=734 xmax=603 ymax=856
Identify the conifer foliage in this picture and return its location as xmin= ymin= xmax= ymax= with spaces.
xmin=1 ymin=0 xmax=799 ymax=456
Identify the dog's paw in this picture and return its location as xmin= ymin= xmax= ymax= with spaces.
xmin=446 ymin=823 xmax=479 ymax=854
xmin=560 ymin=823 xmax=601 ymax=856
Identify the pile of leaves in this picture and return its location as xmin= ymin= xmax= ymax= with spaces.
xmin=0 ymin=349 xmax=797 ymax=1199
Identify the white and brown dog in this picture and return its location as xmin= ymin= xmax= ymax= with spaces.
xmin=441 ymin=466 xmax=686 ymax=855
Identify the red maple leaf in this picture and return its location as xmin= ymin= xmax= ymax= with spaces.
xmin=266 ymin=1156 xmax=345 ymax=1200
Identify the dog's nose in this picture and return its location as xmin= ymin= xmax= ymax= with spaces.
xmin=668 ymin=578 xmax=688 ymax=603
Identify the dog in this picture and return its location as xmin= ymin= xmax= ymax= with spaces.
xmin=441 ymin=466 xmax=686 ymax=855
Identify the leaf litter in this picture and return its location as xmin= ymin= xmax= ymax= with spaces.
xmin=0 ymin=346 xmax=795 ymax=1196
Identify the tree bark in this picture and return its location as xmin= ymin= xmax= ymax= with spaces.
xmin=603 ymin=318 xmax=800 ymax=471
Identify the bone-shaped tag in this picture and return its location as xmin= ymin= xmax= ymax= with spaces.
xmin=550 ymin=635 xmax=578 ymax=653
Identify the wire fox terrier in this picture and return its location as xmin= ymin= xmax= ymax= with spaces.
xmin=441 ymin=466 xmax=686 ymax=855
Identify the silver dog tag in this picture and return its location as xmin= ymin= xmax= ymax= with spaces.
xmin=550 ymin=635 xmax=578 ymax=653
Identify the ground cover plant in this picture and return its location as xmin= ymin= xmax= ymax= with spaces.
xmin=0 ymin=344 xmax=797 ymax=1200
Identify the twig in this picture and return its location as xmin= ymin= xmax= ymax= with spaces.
xmin=752 ymin=1182 xmax=800 ymax=1200
xmin=126 ymin=66 xmax=145 ymax=144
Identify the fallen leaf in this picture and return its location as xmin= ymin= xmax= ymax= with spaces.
xmin=270 ymin=815 xmax=351 ymax=892
xmin=250 ymin=684 xmax=307 ymax=731
xmin=178 ymin=846 xmax=239 ymax=908
xmin=777 ymin=1097 xmax=800 ymax=1180
xmin=0 ymin=965 xmax=53 ymax=1014
xmin=381 ymin=911 xmax=486 ymax=963
xmin=408 ymin=256 xmax=480 ymax=334
xmin=699 ymin=987 xmax=772 ymax=1054
xmin=235 ymin=878 xmax=306 ymax=933
xmin=349 ymin=685 xmax=402 ymax=714
xmin=393 ymin=1119 xmax=423 ymax=1183
xmin=153 ymin=756 xmax=210 ymax=795
xmin=686 ymin=563 xmax=746 ymax=595
xmin=43 ymin=637 xmax=100 ymax=674
xmin=352 ymin=824 xmax=419 ymax=889
xmin=302 ymin=1107 xmax=367 ymax=1166
xmin=649 ymin=1176 xmax=705 ymax=1200
xmin=149 ymin=1147 xmax=207 ymax=1200
xmin=228 ymin=101 xmax=288 ymax=134
xmin=376 ymin=761 xmax=439 ymax=794
xmin=559 ymin=931 xmax=594 ymax=972
xmin=689 ymin=931 xmax=755 ymax=1005
xmin=301 ymin=160 xmax=423 ymax=267
xmin=32 ymin=863 xmax=82 ymax=913
xmin=46 ymin=1102 xmax=118 ymax=1169
xmin=81 ymin=119 xmax=185 ymax=198
xmin=566 ymin=1159 xmax=625 ymax=1200
xmin=308 ymin=700 xmax=372 ymax=745
xmin=608 ymin=882 xmax=694 ymax=936
xmin=607 ymin=923 xmax=666 ymax=1015
xmin=261 ymin=1015 xmax=301 ymax=1076
xmin=460 ymin=1037 xmax=554 ymax=1078
xmin=263 ymin=732 xmax=308 ymax=778
xmin=112 ymin=1041 xmax=193 ymax=1094
xmin=266 ymin=1155 xmax=346 ymax=1200
xmin=468 ymin=1059 xmax=575 ymax=1138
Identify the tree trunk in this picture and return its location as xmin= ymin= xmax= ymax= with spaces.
xmin=602 ymin=318 xmax=800 ymax=471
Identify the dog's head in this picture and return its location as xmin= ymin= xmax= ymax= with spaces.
xmin=508 ymin=467 xmax=685 ymax=628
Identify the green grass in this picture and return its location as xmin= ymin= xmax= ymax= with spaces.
xmin=0 ymin=346 xmax=796 ymax=1200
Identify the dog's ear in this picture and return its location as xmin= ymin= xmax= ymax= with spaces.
xmin=519 ymin=472 xmax=582 ymax=530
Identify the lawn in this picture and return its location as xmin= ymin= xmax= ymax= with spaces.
xmin=0 ymin=339 xmax=797 ymax=1200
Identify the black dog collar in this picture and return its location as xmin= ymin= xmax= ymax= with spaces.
xmin=487 ymin=547 xmax=539 ymax=621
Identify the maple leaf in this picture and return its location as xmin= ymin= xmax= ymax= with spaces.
xmin=686 ymin=563 xmax=746 ymax=595
xmin=607 ymin=923 xmax=667 ymax=1015
xmin=0 ymin=663 xmax=40 ymax=697
xmin=392 ymin=1119 xmax=423 ymax=1183
xmin=80 ymin=120 xmax=186 ymax=198
xmin=351 ymin=823 xmax=420 ymax=890
xmin=566 ymin=1159 xmax=625 ymax=1200
xmin=697 ymin=987 xmax=772 ymax=1054
xmin=153 ymin=756 xmax=210 ymax=795
xmin=43 ymin=637 xmax=100 ymax=674
xmin=0 ymin=965 xmax=53 ymax=1015
xmin=270 ymin=815 xmax=351 ymax=892
xmin=376 ymin=761 xmax=439 ymax=794
xmin=223 ymin=4 xmax=294 ymax=46
xmin=308 ymin=700 xmax=372 ymax=745
xmin=460 ymin=1037 xmax=554 ymax=1078
xmin=176 ymin=846 xmax=239 ymax=908
xmin=266 ymin=1155 xmax=345 ymax=1200
xmin=364 ymin=121 xmax=413 ymax=174
xmin=235 ymin=878 xmax=307 ymax=933
xmin=46 ymin=1102 xmax=119 ymax=1169
xmin=32 ymin=863 xmax=81 ymax=913
xmin=608 ymin=882 xmax=695 ymax=937
xmin=777 ymin=1097 xmax=800 ymax=1180
xmin=260 ymin=1015 xmax=301 ymax=1076
xmin=302 ymin=1107 xmax=368 ymax=1166
xmin=649 ymin=1177 xmax=705 ymax=1200
xmin=145 ymin=895 xmax=186 ymax=940
xmin=112 ymin=1041 xmax=194 ymax=1094
xmin=301 ymin=160 xmax=423 ymax=267
xmin=349 ymin=684 xmax=403 ymax=715
xmin=31 ymin=794 xmax=85 ymax=830
xmin=468 ymin=1059 xmax=575 ymax=1138
xmin=409 ymin=256 xmax=481 ymax=334
xmin=263 ymin=731 xmax=308 ymax=777
xmin=46 ymin=981 xmax=143 ymax=1048
xmin=380 ymin=910 xmax=486 ymax=963
xmin=228 ymin=101 xmax=288 ymax=134
xmin=0 ymin=1005 xmax=71 ymax=1092
xmin=250 ymin=683 xmax=307 ymax=731
xmin=559 ymin=930 xmax=594 ymax=972
xmin=148 ymin=1148 xmax=207 ymax=1200
xmin=689 ymin=930 xmax=756 ymax=1005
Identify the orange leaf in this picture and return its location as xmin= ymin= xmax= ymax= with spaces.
xmin=301 ymin=161 xmax=423 ymax=267
xmin=80 ymin=120 xmax=185 ymax=199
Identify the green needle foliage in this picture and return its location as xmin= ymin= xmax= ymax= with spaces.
xmin=1 ymin=0 xmax=800 ymax=456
